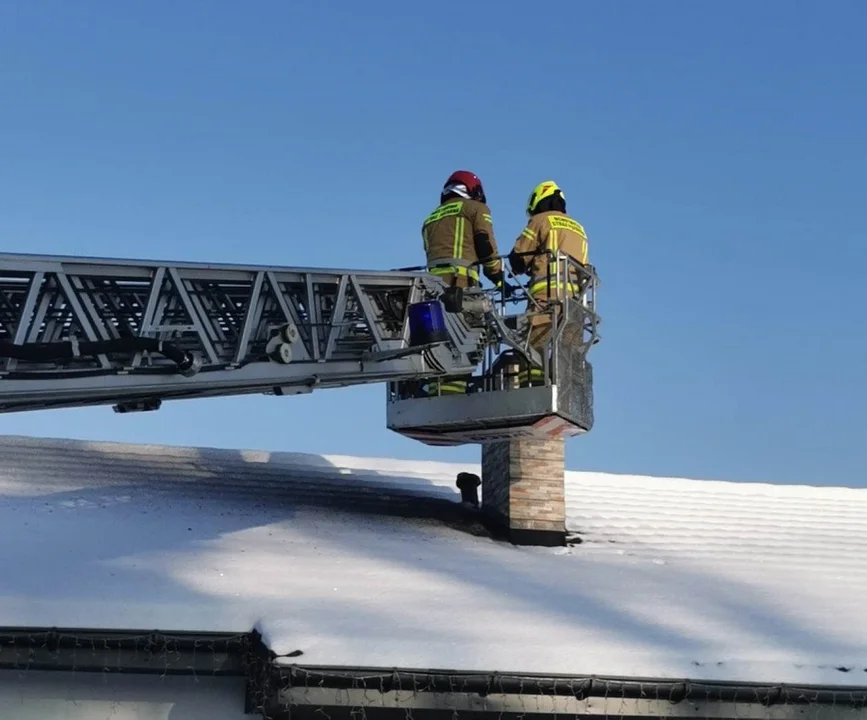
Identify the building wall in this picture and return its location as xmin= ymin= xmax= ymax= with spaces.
xmin=0 ymin=670 xmax=250 ymax=720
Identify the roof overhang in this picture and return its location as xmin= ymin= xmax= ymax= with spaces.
xmin=1 ymin=627 xmax=865 ymax=719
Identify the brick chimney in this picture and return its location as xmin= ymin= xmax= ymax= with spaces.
xmin=480 ymin=437 xmax=566 ymax=546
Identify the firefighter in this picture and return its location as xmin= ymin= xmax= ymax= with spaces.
xmin=421 ymin=170 xmax=505 ymax=289
xmin=419 ymin=170 xmax=506 ymax=396
xmin=508 ymin=180 xmax=589 ymax=386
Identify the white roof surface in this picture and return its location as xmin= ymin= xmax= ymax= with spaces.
xmin=0 ymin=433 xmax=864 ymax=687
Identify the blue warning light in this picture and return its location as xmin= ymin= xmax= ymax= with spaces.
xmin=408 ymin=300 xmax=449 ymax=347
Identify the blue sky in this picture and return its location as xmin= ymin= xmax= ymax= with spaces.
xmin=0 ymin=1 xmax=864 ymax=486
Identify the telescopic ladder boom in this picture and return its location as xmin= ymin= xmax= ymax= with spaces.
xmin=0 ymin=253 xmax=486 ymax=414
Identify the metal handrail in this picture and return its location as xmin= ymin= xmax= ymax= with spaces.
xmin=463 ymin=249 xmax=600 ymax=390
xmin=389 ymin=248 xmax=600 ymax=399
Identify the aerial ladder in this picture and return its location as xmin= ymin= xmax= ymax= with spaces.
xmin=0 ymin=250 xmax=600 ymax=447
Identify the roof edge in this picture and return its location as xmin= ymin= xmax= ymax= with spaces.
xmin=1 ymin=627 xmax=865 ymax=719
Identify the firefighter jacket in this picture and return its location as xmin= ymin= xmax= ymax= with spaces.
xmin=421 ymin=198 xmax=503 ymax=285
xmin=509 ymin=211 xmax=588 ymax=297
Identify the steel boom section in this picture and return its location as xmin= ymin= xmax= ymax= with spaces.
xmin=0 ymin=253 xmax=485 ymax=413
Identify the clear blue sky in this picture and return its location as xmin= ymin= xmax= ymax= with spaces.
xmin=0 ymin=1 xmax=864 ymax=486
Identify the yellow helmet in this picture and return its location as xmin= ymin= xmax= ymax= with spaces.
xmin=526 ymin=180 xmax=564 ymax=216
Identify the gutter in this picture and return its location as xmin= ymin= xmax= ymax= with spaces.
xmin=0 ymin=627 xmax=865 ymax=719
xmin=281 ymin=664 xmax=867 ymax=705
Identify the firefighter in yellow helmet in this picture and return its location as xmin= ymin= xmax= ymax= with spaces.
xmin=419 ymin=171 xmax=507 ymax=397
xmin=508 ymin=181 xmax=589 ymax=386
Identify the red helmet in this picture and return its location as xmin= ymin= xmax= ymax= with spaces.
xmin=442 ymin=170 xmax=486 ymax=204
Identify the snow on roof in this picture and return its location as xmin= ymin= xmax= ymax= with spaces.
xmin=0 ymin=433 xmax=864 ymax=687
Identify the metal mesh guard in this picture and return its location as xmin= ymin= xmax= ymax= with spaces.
xmin=556 ymin=300 xmax=594 ymax=431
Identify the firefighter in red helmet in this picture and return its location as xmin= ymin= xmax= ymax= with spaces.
xmin=421 ymin=170 xmax=505 ymax=289
xmin=419 ymin=171 xmax=506 ymax=396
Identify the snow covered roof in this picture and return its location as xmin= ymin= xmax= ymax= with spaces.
xmin=0 ymin=433 xmax=864 ymax=688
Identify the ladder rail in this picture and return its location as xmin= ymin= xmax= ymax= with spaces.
xmin=0 ymin=252 xmax=425 ymax=279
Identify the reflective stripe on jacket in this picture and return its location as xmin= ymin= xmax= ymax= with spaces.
xmin=422 ymin=198 xmax=502 ymax=282
xmin=509 ymin=211 xmax=588 ymax=297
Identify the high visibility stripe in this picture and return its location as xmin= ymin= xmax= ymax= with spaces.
xmin=424 ymin=202 xmax=482 ymax=280
xmin=428 ymin=265 xmax=480 ymax=281
xmin=425 ymin=379 xmax=468 ymax=396
xmin=528 ymin=222 xmax=583 ymax=296
xmin=528 ymin=280 xmax=581 ymax=295
xmin=423 ymin=201 xmax=463 ymax=226
xmin=453 ymin=216 xmax=465 ymax=260
xmin=482 ymin=213 xmax=492 ymax=225
xmin=517 ymin=366 xmax=546 ymax=388
xmin=554 ymin=234 xmax=588 ymax=265
xmin=521 ymin=227 xmax=536 ymax=242
xmin=545 ymin=216 xmax=588 ymax=263
xmin=565 ymin=239 xmax=588 ymax=265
